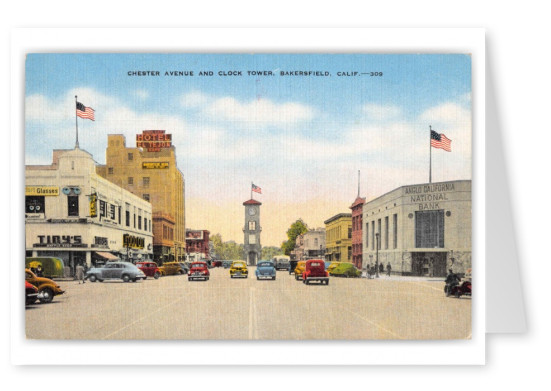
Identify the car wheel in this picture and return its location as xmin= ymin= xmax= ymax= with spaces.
xmin=122 ymin=275 xmax=130 ymax=283
xmin=39 ymin=287 xmax=54 ymax=303
xmin=132 ymin=278 xmax=137 ymax=282
xmin=326 ymin=279 xmax=329 ymax=285
xmin=143 ymin=276 xmax=147 ymax=280
xmin=206 ymin=277 xmax=209 ymax=281
xmin=154 ymin=272 xmax=160 ymax=279
xmin=26 ymin=295 xmax=37 ymax=305
xmin=89 ymin=275 xmax=97 ymax=282
xmin=272 ymin=277 xmax=276 ymax=280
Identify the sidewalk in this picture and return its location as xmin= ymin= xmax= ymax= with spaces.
xmin=361 ymin=273 xmax=445 ymax=282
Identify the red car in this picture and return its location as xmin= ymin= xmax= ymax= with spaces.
xmin=25 ymin=280 xmax=39 ymax=305
xmin=302 ymin=259 xmax=329 ymax=285
xmin=188 ymin=261 xmax=210 ymax=281
xmin=136 ymin=261 xmax=161 ymax=279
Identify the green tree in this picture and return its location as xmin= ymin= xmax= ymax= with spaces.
xmin=261 ymin=246 xmax=283 ymax=260
xmin=281 ymin=219 xmax=308 ymax=255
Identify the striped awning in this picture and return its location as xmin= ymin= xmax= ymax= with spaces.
xmin=95 ymin=252 xmax=119 ymax=260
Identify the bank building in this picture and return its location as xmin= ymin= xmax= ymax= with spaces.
xmin=362 ymin=179 xmax=471 ymax=277
xmin=25 ymin=147 xmax=153 ymax=275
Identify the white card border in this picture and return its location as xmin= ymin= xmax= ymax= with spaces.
xmin=10 ymin=27 xmax=485 ymax=365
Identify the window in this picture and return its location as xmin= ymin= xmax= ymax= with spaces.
xmin=144 ymin=218 xmax=147 ymax=231
xmin=347 ymin=246 xmax=352 ymax=260
xmin=248 ymin=220 xmax=256 ymax=230
xmin=68 ymin=196 xmax=79 ymax=217
xmin=128 ymin=177 xmax=134 ymax=185
xmin=134 ymin=213 xmax=136 ymax=228
xmin=415 ymin=210 xmax=444 ymax=248
xmin=249 ymin=234 xmax=256 ymax=244
xmin=348 ymin=227 xmax=352 ymax=239
xmin=25 ymin=196 xmax=45 ymax=214
xmin=377 ymin=219 xmax=381 ymax=249
xmin=118 ymin=206 xmax=121 ymax=224
xmin=365 ymin=222 xmax=369 ymax=248
xmin=393 ymin=214 xmax=398 ymax=249
xmin=385 ymin=216 xmax=389 ymax=249
xmin=128 ymin=153 xmax=133 ymax=161
xmin=371 ymin=221 xmax=375 ymax=250
xmin=143 ymin=194 xmax=150 ymax=201
xmin=108 ymin=167 xmax=114 ymax=174
xmin=142 ymin=177 xmax=150 ymax=187
xmin=138 ymin=216 xmax=142 ymax=230
xmin=99 ymin=200 xmax=106 ymax=217
xmin=109 ymin=204 xmax=116 ymax=220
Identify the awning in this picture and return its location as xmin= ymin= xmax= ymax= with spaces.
xmin=95 ymin=252 xmax=119 ymax=260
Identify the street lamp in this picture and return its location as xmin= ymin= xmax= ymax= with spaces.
xmin=375 ymin=232 xmax=380 ymax=278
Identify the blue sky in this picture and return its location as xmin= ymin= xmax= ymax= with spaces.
xmin=25 ymin=53 xmax=472 ymax=246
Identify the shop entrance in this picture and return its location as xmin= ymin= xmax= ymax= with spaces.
xmin=411 ymin=252 xmax=447 ymax=277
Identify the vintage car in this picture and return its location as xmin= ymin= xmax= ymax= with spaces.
xmin=229 ymin=261 xmax=248 ymax=278
xmin=25 ymin=256 xmax=65 ymax=278
xmin=86 ymin=261 xmax=146 ymax=282
xmin=212 ymin=260 xmax=222 ymax=268
xmin=294 ymin=261 xmax=307 ymax=280
xmin=25 ymin=280 xmax=39 ymax=305
xmin=25 ymin=268 xmax=65 ymax=303
xmin=272 ymin=255 xmax=290 ymax=271
xmin=302 ymin=259 xmax=329 ymax=285
xmin=158 ymin=261 xmax=186 ymax=276
xmin=222 ymin=260 xmax=232 ymax=269
xmin=136 ymin=261 xmax=161 ymax=279
xmin=326 ymin=261 xmax=341 ymax=275
xmin=188 ymin=261 xmax=210 ymax=281
xmin=255 ymin=261 xmax=276 ymax=280
xmin=330 ymin=262 xmax=362 ymax=278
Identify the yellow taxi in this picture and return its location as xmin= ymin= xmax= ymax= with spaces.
xmin=229 ymin=261 xmax=248 ymax=278
xmin=326 ymin=261 xmax=341 ymax=276
xmin=294 ymin=261 xmax=306 ymax=280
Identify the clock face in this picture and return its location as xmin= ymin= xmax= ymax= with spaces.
xmin=248 ymin=207 xmax=256 ymax=216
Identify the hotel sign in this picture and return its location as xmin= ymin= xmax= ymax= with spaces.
xmin=26 ymin=186 xmax=59 ymax=196
xmin=142 ymin=162 xmax=169 ymax=169
xmin=136 ymin=130 xmax=172 ymax=152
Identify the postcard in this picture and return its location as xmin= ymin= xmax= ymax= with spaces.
xmin=12 ymin=27 xmax=485 ymax=365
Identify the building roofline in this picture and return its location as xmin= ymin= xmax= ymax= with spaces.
xmin=365 ymin=179 xmax=472 ymax=205
xmin=324 ymin=213 xmax=352 ymax=225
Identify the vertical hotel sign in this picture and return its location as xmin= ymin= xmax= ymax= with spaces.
xmin=89 ymin=193 xmax=97 ymax=218
xmin=136 ymin=130 xmax=172 ymax=152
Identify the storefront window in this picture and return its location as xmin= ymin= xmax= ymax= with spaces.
xmin=68 ymin=196 xmax=79 ymax=217
xmin=415 ymin=210 xmax=444 ymax=248
xmin=26 ymin=196 xmax=45 ymax=214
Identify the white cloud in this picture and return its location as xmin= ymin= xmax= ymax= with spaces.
xmin=134 ymin=89 xmax=149 ymax=100
xmin=362 ymin=103 xmax=402 ymax=121
xmin=180 ymin=90 xmax=209 ymax=108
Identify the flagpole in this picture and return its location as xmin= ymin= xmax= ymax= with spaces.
xmin=429 ymin=125 xmax=432 ymax=184
xmin=75 ymin=95 xmax=79 ymax=149
xmin=251 ymin=182 xmax=253 ymax=200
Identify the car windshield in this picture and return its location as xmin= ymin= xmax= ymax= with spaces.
xmin=233 ymin=263 xmax=244 ymax=268
xmin=310 ymin=262 xmax=321 ymax=267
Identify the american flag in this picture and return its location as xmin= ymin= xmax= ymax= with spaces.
xmin=430 ymin=130 xmax=451 ymax=152
xmin=252 ymin=183 xmax=262 ymax=194
xmin=76 ymin=101 xmax=95 ymax=121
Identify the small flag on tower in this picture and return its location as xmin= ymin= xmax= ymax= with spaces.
xmin=430 ymin=130 xmax=452 ymax=152
xmin=76 ymin=101 xmax=95 ymax=121
xmin=252 ymin=183 xmax=262 ymax=194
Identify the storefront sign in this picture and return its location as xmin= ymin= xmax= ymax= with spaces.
xmin=405 ymin=183 xmax=455 ymax=211
xmin=33 ymin=235 xmax=88 ymax=248
xmin=136 ymin=130 xmax=172 ymax=152
xmin=89 ymin=193 xmax=97 ymax=218
xmin=123 ymin=234 xmax=145 ymax=249
xmin=25 ymin=186 xmax=59 ymax=196
xmin=142 ymin=162 xmax=169 ymax=169
xmin=91 ymin=236 xmax=109 ymax=248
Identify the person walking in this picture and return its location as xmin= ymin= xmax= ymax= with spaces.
xmin=379 ymin=262 xmax=384 ymax=275
xmin=386 ymin=262 xmax=391 ymax=277
xmin=76 ymin=263 xmax=85 ymax=284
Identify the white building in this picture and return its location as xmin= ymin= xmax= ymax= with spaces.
xmin=362 ymin=180 xmax=471 ymax=277
xmin=25 ymin=148 xmax=153 ymax=275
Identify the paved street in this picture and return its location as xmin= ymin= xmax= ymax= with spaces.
xmin=25 ymin=267 xmax=471 ymax=340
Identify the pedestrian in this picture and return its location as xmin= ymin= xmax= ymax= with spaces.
xmin=379 ymin=262 xmax=384 ymax=275
xmin=76 ymin=263 xmax=85 ymax=284
xmin=386 ymin=262 xmax=391 ymax=277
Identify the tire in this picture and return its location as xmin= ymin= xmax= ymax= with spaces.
xmin=272 ymin=277 xmax=276 ymax=281
xmin=132 ymin=278 xmax=137 ymax=282
xmin=206 ymin=277 xmax=209 ymax=281
xmin=143 ymin=276 xmax=147 ymax=280
xmin=26 ymin=294 xmax=37 ymax=305
xmin=89 ymin=275 xmax=97 ymax=282
xmin=39 ymin=287 xmax=54 ymax=304
xmin=326 ymin=280 xmax=329 ymax=285
xmin=122 ymin=274 xmax=130 ymax=283
xmin=154 ymin=272 xmax=160 ymax=279
xmin=295 ymin=275 xmax=299 ymax=280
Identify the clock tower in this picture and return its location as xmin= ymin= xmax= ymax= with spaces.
xmin=243 ymin=199 xmax=262 ymax=266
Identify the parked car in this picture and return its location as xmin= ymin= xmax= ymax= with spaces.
xmin=330 ymin=262 xmax=362 ymax=278
xmin=326 ymin=261 xmax=341 ymax=275
xmin=25 ymin=268 xmax=65 ymax=303
xmin=178 ymin=262 xmax=190 ymax=274
xmin=272 ymin=255 xmax=290 ymax=271
xmin=255 ymin=261 xmax=276 ymax=280
xmin=230 ymin=261 xmax=248 ymax=278
xmin=25 ymin=257 xmax=65 ymax=278
xmin=302 ymin=259 xmax=329 ymax=285
xmin=136 ymin=261 xmax=161 ymax=279
xmin=158 ymin=261 xmax=186 ymax=276
xmin=188 ymin=261 xmax=210 ymax=281
xmin=86 ymin=262 xmax=146 ymax=282
xmin=212 ymin=260 xmax=222 ymax=268
xmin=222 ymin=260 xmax=232 ymax=269
xmin=25 ymin=280 xmax=39 ymax=305
xmin=294 ymin=261 xmax=307 ymax=280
